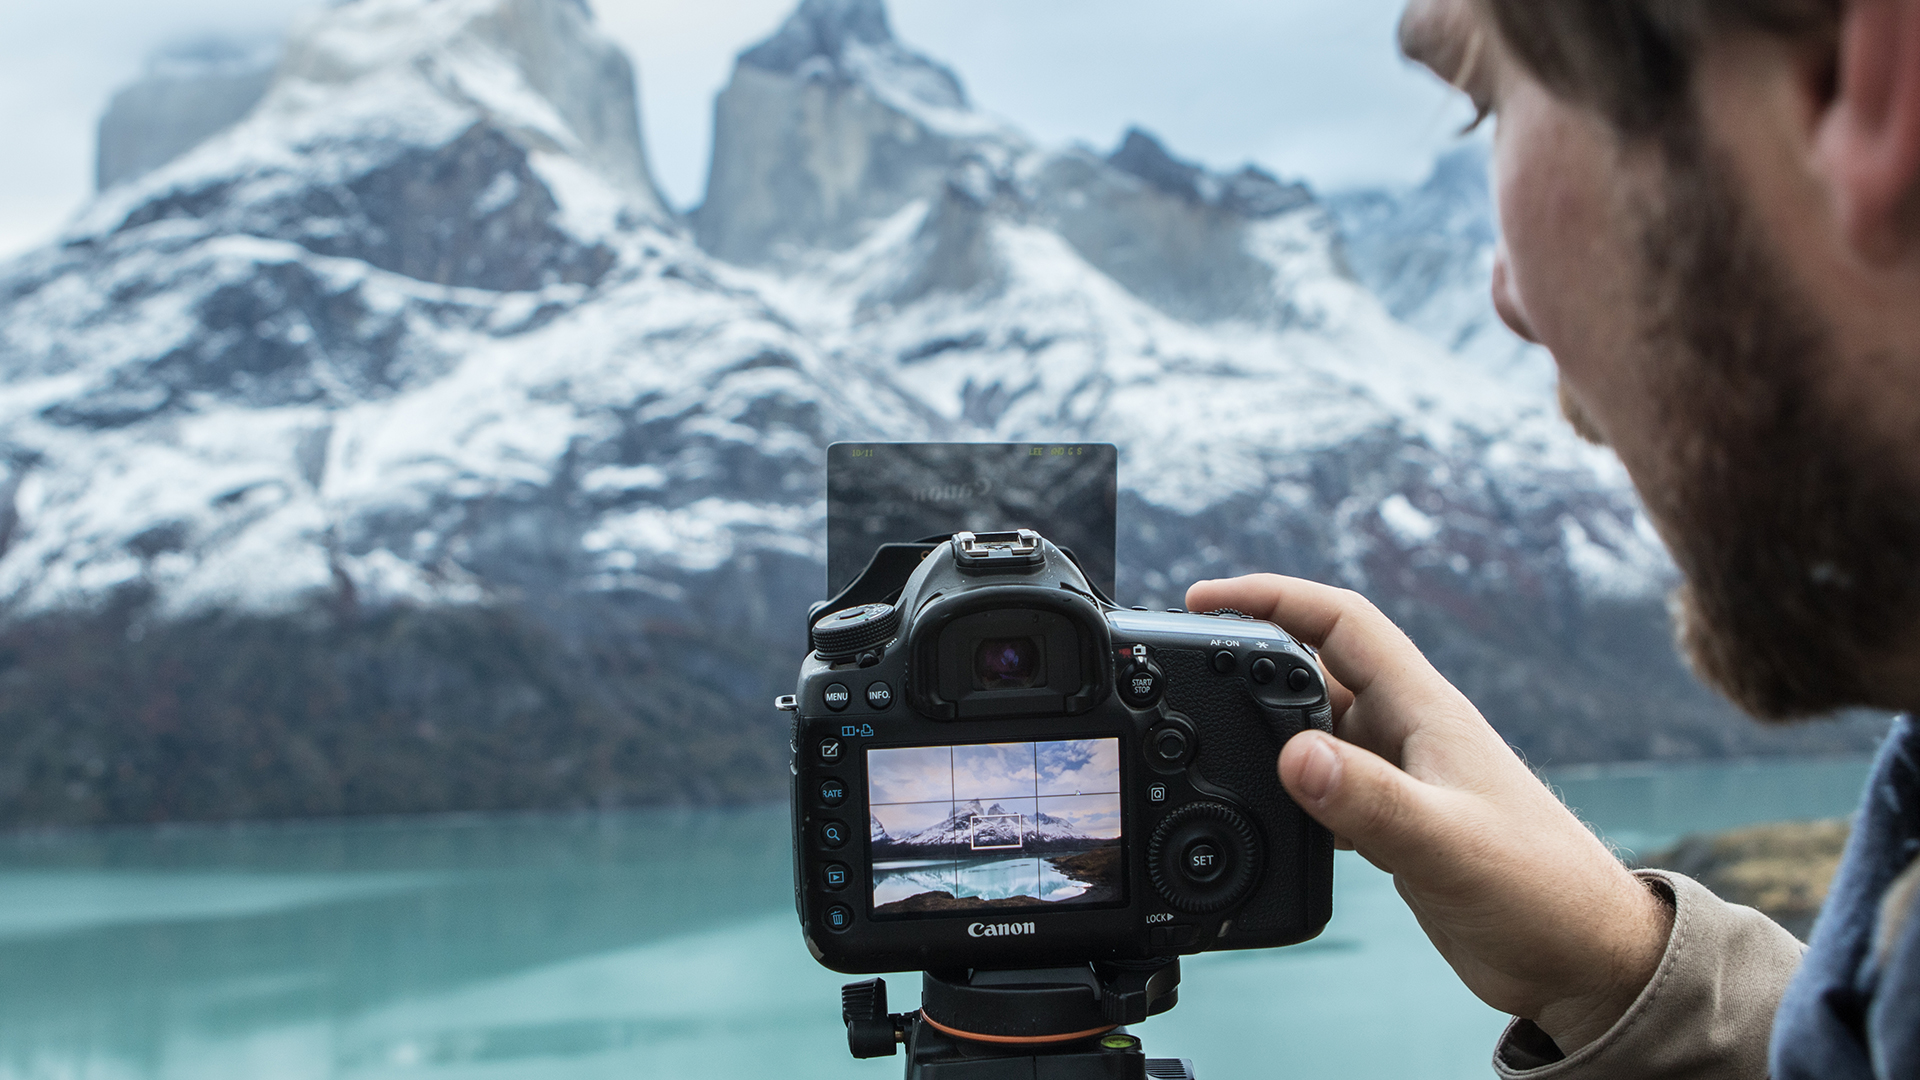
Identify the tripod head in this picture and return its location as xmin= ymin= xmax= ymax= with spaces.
xmin=841 ymin=961 xmax=1196 ymax=1079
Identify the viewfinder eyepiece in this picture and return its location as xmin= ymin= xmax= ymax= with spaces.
xmin=973 ymin=637 xmax=1045 ymax=690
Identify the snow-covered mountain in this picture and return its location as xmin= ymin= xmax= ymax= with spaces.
xmin=872 ymin=800 xmax=1105 ymax=857
xmin=0 ymin=0 xmax=1884 ymax=823
xmin=1329 ymin=142 xmax=1547 ymax=389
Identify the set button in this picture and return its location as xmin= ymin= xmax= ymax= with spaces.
xmin=1184 ymin=841 xmax=1224 ymax=883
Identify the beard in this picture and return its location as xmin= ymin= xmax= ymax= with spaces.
xmin=1621 ymin=126 xmax=1920 ymax=720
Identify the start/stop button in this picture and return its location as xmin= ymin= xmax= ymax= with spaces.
xmin=1118 ymin=645 xmax=1163 ymax=708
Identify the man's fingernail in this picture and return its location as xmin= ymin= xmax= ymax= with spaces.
xmin=1294 ymin=734 xmax=1340 ymax=803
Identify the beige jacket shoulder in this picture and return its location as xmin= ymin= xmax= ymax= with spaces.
xmin=1493 ymin=870 xmax=1806 ymax=1080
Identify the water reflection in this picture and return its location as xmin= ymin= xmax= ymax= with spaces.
xmin=871 ymin=856 xmax=1091 ymax=906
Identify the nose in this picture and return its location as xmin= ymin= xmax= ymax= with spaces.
xmin=1491 ymin=243 xmax=1541 ymax=344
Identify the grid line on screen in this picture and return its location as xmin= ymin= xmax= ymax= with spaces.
xmin=866 ymin=739 xmax=1123 ymax=915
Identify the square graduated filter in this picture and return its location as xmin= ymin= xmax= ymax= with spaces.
xmin=866 ymin=739 xmax=1123 ymax=917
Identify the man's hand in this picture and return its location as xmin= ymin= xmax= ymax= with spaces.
xmin=1186 ymin=574 xmax=1674 ymax=1054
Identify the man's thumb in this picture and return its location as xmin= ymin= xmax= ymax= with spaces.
xmin=1279 ymin=730 xmax=1440 ymax=864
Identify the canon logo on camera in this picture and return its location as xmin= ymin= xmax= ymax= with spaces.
xmin=966 ymin=921 xmax=1036 ymax=938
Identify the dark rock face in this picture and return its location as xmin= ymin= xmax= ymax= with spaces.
xmin=1030 ymin=141 xmax=1316 ymax=325
xmin=115 ymin=126 xmax=616 ymax=293
xmin=41 ymin=260 xmax=478 ymax=428
xmin=1107 ymin=129 xmax=1312 ymax=219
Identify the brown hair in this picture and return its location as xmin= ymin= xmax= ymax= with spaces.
xmin=1473 ymin=0 xmax=1841 ymax=132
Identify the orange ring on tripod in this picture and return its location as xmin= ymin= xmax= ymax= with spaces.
xmin=918 ymin=1010 xmax=1118 ymax=1046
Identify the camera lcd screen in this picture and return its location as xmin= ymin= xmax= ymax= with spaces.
xmin=866 ymin=739 xmax=1123 ymax=917
xmin=827 ymin=442 xmax=1118 ymax=600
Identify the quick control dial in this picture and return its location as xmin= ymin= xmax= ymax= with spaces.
xmin=1148 ymin=802 xmax=1261 ymax=914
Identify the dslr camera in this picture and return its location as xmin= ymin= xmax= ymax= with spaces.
xmin=784 ymin=450 xmax=1335 ymax=974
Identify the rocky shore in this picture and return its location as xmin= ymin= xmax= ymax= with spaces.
xmin=1639 ymin=819 xmax=1852 ymax=940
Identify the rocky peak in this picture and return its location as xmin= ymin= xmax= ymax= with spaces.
xmin=274 ymin=0 xmax=669 ymax=214
xmin=735 ymin=0 xmax=965 ymax=111
xmin=1107 ymin=127 xmax=1312 ymax=219
xmin=693 ymin=0 xmax=1007 ymax=265
xmin=95 ymin=39 xmax=276 ymax=191
xmin=67 ymin=0 xmax=676 ymax=305
xmin=740 ymin=0 xmax=893 ymax=72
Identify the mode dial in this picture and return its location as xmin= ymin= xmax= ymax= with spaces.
xmin=811 ymin=604 xmax=901 ymax=663
xmin=1148 ymin=802 xmax=1261 ymax=914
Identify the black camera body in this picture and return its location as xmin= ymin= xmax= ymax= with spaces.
xmin=788 ymin=529 xmax=1335 ymax=974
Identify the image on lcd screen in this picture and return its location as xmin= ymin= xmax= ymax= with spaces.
xmin=866 ymin=739 xmax=1122 ymax=916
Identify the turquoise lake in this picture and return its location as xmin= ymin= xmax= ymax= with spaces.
xmin=0 ymin=755 xmax=1877 ymax=1080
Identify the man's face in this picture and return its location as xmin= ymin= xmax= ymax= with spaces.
xmin=1400 ymin=0 xmax=1920 ymax=718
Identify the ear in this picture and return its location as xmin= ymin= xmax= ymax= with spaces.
xmin=1813 ymin=0 xmax=1920 ymax=264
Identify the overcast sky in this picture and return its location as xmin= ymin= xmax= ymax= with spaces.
xmin=0 ymin=0 xmax=1473 ymax=260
